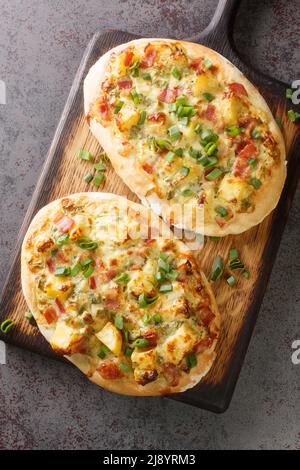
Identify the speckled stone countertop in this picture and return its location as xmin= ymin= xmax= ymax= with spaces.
xmin=0 ymin=0 xmax=299 ymax=450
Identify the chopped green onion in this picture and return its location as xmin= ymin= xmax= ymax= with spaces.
xmin=203 ymin=58 xmax=213 ymax=69
xmin=81 ymin=257 xmax=92 ymax=267
xmin=242 ymin=270 xmax=249 ymax=279
xmin=84 ymin=264 xmax=95 ymax=278
xmin=124 ymin=347 xmax=133 ymax=357
xmin=203 ymin=92 xmax=215 ymax=102
xmin=215 ymin=206 xmax=228 ymax=217
xmin=98 ymin=345 xmax=110 ymax=359
xmin=159 ymin=252 xmax=169 ymax=261
xmin=166 ymin=151 xmax=175 ymax=162
xmin=206 ymin=168 xmax=223 ymax=181
xmin=78 ymin=149 xmax=93 ymax=161
xmin=194 ymin=123 xmax=202 ymax=135
xmin=200 ymin=128 xmax=218 ymax=144
xmin=94 ymin=163 xmax=106 ymax=171
xmin=210 ymin=255 xmax=224 ymax=281
xmin=71 ymin=263 xmax=82 ymax=276
xmin=172 ymin=67 xmax=182 ymax=80
xmin=189 ymin=146 xmax=201 ymax=159
xmin=176 ymin=96 xmax=186 ymax=106
xmin=177 ymin=105 xmax=195 ymax=117
xmin=138 ymin=110 xmax=146 ymax=125
xmin=24 ymin=311 xmax=34 ymax=321
xmin=0 ymin=319 xmax=15 ymax=334
xmin=229 ymin=248 xmax=238 ymax=260
xmin=142 ymin=313 xmax=151 ymax=325
xmin=180 ymin=116 xmax=189 ymax=126
xmin=119 ymin=362 xmax=131 ymax=373
xmin=180 ymin=166 xmax=190 ymax=176
xmin=275 ymin=117 xmax=282 ymax=127
xmin=83 ymin=173 xmax=93 ymax=184
xmin=142 ymin=73 xmax=151 ymax=81
xmin=199 ymin=155 xmax=218 ymax=168
xmin=288 ymin=109 xmax=300 ymax=122
xmin=228 ymin=248 xmax=244 ymax=270
xmin=153 ymin=313 xmax=162 ymax=324
xmin=57 ymin=233 xmax=70 ymax=245
xmin=138 ymin=293 xmax=158 ymax=308
xmin=54 ymin=266 xmax=71 ymax=276
xmin=123 ymin=329 xmax=129 ymax=343
xmin=156 ymin=139 xmax=173 ymax=151
xmin=155 ymin=271 xmax=166 ymax=283
xmin=114 ymin=314 xmax=123 ymax=330
xmin=174 ymin=147 xmax=183 ymax=157
xmin=132 ymin=338 xmax=149 ymax=348
xmin=129 ymin=59 xmax=140 ymax=76
xmin=130 ymin=89 xmax=139 ymax=105
xmin=205 ymin=142 xmax=217 ymax=156
xmin=113 ymin=272 xmax=130 ymax=285
xmin=186 ymin=352 xmax=197 ymax=369
xmin=225 ymin=126 xmax=243 ymax=137
xmin=158 ymin=258 xmax=170 ymax=272
xmin=166 ymin=270 xmax=179 ymax=280
xmin=159 ymin=283 xmax=173 ymax=293
xmin=77 ymin=237 xmax=98 ymax=251
xmin=92 ymin=172 xmax=105 ymax=187
xmin=113 ymin=100 xmax=124 ymax=114
xmin=247 ymin=177 xmax=262 ymax=189
xmin=227 ymin=275 xmax=236 ymax=286
xmin=251 ymin=128 xmax=261 ymax=140
xmin=169 ymin=103 xmax=177 ymax=112
xmin=168 ymin=125 xmax=181 ymax=142
xmin=209 ymin=236 xmax=220 ymax=241
xmin=248 ymin=158 xmax=257 ymax=169
xmin=182 ymin=189 xmax=194 ymax=197
xmin=286 ymin=88 xmax=293 ymax=100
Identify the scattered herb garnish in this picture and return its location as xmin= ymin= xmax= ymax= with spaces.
xmin=288 ymin=109 xmax=300 ymax=122
xmin=0 ymin=319 xmax=15 ymax=334
xmin=78 ymin=149 xmax=94 ymax=161
xmin=210 ymin=255 xmax=224 ymax=281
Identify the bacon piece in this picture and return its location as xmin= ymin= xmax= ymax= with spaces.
xmin=233 ymin=156 xmax=251 ymax=178
xmin=54 ymin=214 xmax=74 ymax=233
xmin=103 ymin=288 xmax=120 ymax=311
xmin=162 ymin=363 xmax=180 ymax=387
xmin=141 ymin=330 xmax=158 ymax=348
xmin=124 ymin=50 xmax=134 ymax=67
xmin=199 ymin=307 xmax=215 ymax=327
xmin=158 ymin=87 xmax=179 ymax=103
xmin=117 ymin=77 xmax=132 ymax=89
xmin=96 ymin=269 xmax=118 ymax=283
xmin=238 ymin=143 xmax=258 ymax=159
xmin=88 ymin=276 xmax=96 ymax=289
xmin=193 ymin=337 xmax=213 ymax=353
xmin=97 ymin=362 xmax=122 ymax=380
xmin=55 ymin=298 xmax=65 ymax=313
xmin=136 ymin=370 xmax=158 ymax=386
xmin=144 ymin=239 xmax=156 ymax=246
xmin=46 ymin=258 xmax=55 ymax=273
xmin=71 ymin=335 xmax=87 ymax=354
xmin=204 ymin=104 xmax=216 ymax=121
xmin=56 ymin=251 xmax=68 ymax=263
xmin=140 ymin=44 xmax=157 ymax=68
xmin=190 ymin=59 xmax=203 ymax=74
xmin=147 ymin=112 xmax=166 ymax=123
xmin=215 ymin=216 xmax=226 ymax=228
xmin=37 ymin=239 xmax=54 ymax=253
xmin=43 ymin=307 xmax=58 ymax=324
xmin=228 ymin=82 xmax=248 ymax=97
xmin=142 ymin=163 xmax=154 ymax=174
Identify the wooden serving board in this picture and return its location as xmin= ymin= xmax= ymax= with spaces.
xmin=1 ymin=0 xmax=300 ymax=412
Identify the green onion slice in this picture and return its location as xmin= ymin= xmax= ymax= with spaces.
xmin=210 ymin=255 xmax=224 ymax=281
xmin=77 ymin=237 xmax=98 ymax=251
xmin=78 ymin=149 xmax=93 ymax=161
xmin=0 ymin=319 xmax=15 ymax=334
xmin=114 ymin=314 xmax=124 ymax=330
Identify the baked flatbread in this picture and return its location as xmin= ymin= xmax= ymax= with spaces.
xmin=84 ymin=38 xmax=286 ymax=236
xmin=21 ymin=193 xmax=220 ymax=395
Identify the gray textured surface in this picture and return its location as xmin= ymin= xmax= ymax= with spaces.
xmin=0 ymin=0 xmax=300 ymax=450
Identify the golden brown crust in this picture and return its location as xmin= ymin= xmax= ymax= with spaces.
xmin=21 ymin=192 xmax=220 ymax=396
xmin=84 ymin=38 xmax=286 ymax=236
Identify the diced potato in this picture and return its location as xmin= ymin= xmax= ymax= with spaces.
xmin=127 ymin=269 xmax=155 ymax=297
xmin=96 ymin=322 xmax=122 ymax=356
xmin=45 ymin=280 xmax=72 ymax=301
xmin=117 ymin=105 xmax=140 ymax=132
xmin=50 ymin=322 xmax=75 ymax=353
xmin=131 ymin=348 xmax=157 ymax=369
xmin=194 ymin=73 xmax=219 ymax=96
xmin=159 ymin=323 xmax=197 ymax=365
xmin=221 ymin=95 xmax=241 ymax=126
xmin=218 ymin=175 xmax=251 ymax=203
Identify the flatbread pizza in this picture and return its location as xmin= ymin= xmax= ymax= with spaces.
xmin=21 ymin=193 xmax=220 ymax=395
xmin=84 ymin=38 xmax=286 ymax=236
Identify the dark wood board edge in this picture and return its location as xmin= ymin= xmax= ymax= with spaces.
xmin=1 ymin=15 xmax=300 ymax=412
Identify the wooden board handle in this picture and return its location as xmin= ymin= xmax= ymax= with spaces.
xmin=188 ymin=0 xmax=241 ymax=49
